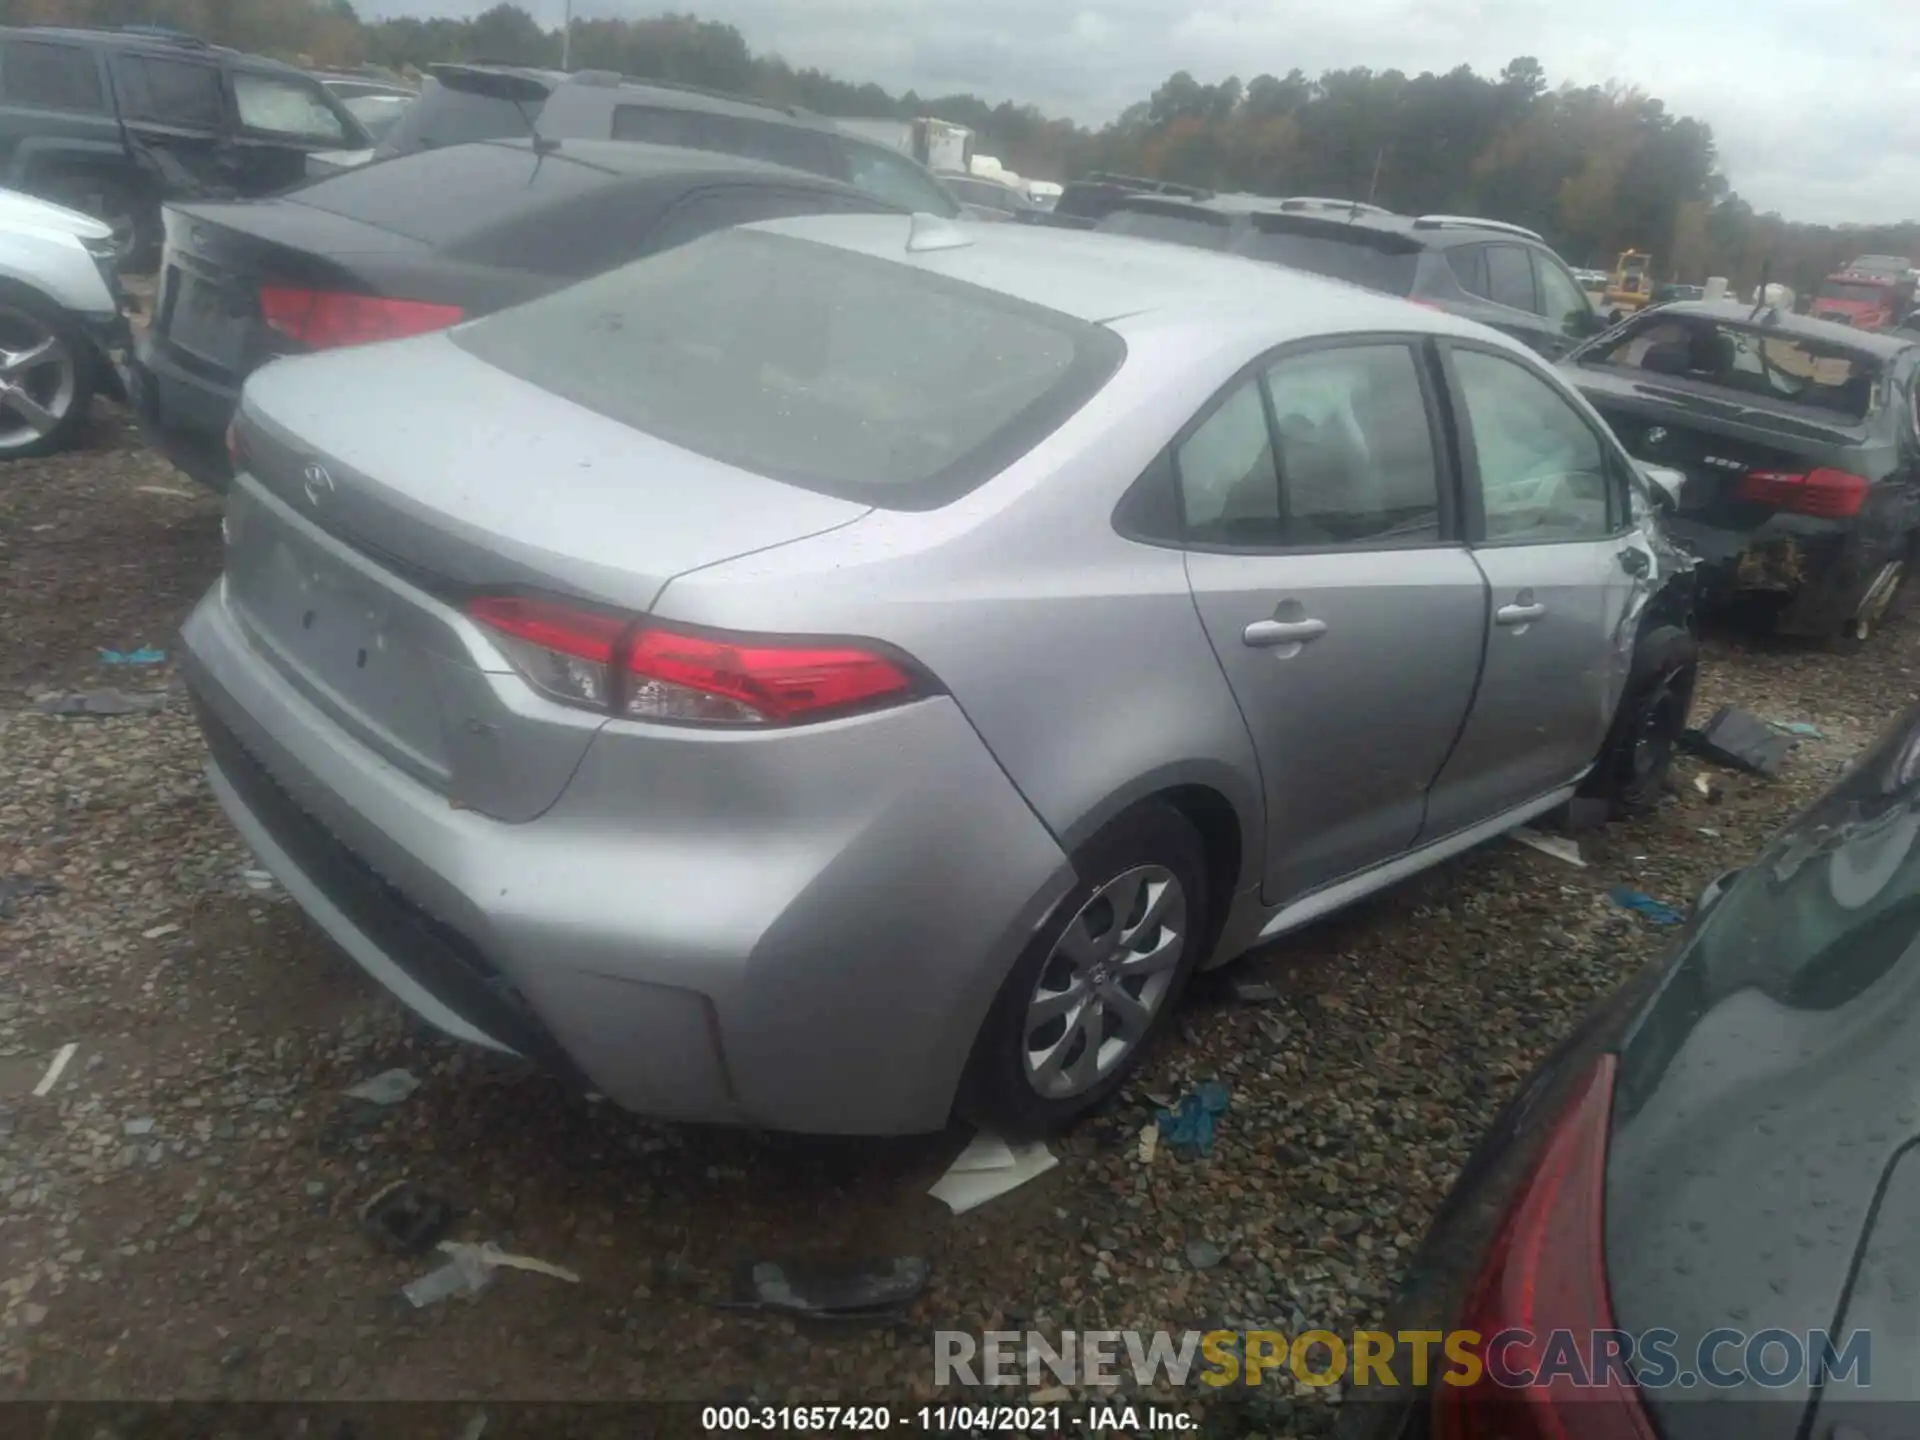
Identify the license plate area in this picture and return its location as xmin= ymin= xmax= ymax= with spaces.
xmin=166 ymin=268 xmax=251 ymax=371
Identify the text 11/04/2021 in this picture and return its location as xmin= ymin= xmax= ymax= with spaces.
xmin=700 ymin=1403 xmax=1200 ymax=1432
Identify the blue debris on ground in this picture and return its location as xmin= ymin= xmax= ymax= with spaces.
xmin=99 ymin=647 xmax=166 ymax=666
xmin=1157 ymin=1080 xmax=1231 ymax=1158
xmin=1608 ymin=887 xmax=1686 ymax=926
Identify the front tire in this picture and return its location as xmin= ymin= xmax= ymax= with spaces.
xmin=960 ymin=802 xmax=1210 ymax=1139
xmin=1582 ymin=625 xmax=1697 ymax=819
xmin=0 ymin=285 xmax=95 ymax=461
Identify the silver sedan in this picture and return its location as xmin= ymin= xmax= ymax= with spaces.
xmin=182 ymin=212 xmax=1696 ymax=1136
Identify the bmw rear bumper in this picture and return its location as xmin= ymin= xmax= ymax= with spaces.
xmin=180 ymin=581 xmax=1074 ymax=1134
xmin=131 ymin=334 xmax=237 ymax=491
xmin=1662 ymin=514 xmax=1892 ymax=636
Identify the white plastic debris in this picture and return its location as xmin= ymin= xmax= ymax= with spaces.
xmin=32 ymin=1043 xmax=77 ymax=1098
xmin=142 ymin=923 xmax=180 ymax=940
xmin=1137 ymin=1124 xmax=1159 ymax=1165
xmin=124 ymin=1118 xmax=155 ymax=1136
xmin=1510 ymin=827 xmax=1586 ymax=868
xmin=345 ymin=1069 xmax=420 ymax=1106
xmin=403 ymin=1241 xmax=581 ymax=1308
xmin=928 ymin=1132 xmax=1059 ymax=1214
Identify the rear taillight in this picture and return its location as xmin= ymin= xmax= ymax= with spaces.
xmin=1734 ymin=467 xmax=1870 ymax=519
xmin=466 ymin=596 xmax=922 ymax=727
xmin=259 ymin=285 xmax=463 ymax=350
xmin=1433 ymin=1055 xmax=1657 ymax=1440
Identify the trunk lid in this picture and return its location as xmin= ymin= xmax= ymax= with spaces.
xmin=1571 ymin=364 xmax=1875 ymax=529
xmin=155 ymin=201 xmax=423 ymax=386
xmin=226 ymin=334 xmax=870 ymax=814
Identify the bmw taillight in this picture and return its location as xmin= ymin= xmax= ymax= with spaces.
xmin=1734 ymin=467 xmax=1870 ymax=519
xmin=1432 ymin=1055 xmax=1658 ymax=1440
xmin=259 ymin=285 xmax=463 ymax=350
xmin=466 ymin=596 xmax=924 ymax=727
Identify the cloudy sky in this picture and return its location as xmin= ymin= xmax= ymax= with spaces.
xmin=363 ymin=0 xmax=1920 ymax=225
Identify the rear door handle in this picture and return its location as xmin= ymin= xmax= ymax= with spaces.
xmin=1243 ymin=618 xmax=1327 ymax=647
xmin=1495 ymin=603 xmax=1546 ymax=626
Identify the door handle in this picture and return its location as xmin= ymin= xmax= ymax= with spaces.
xmin=1495 ymin=602 xmax=1546 ymax=626
xmin=1243 ymin=618 xmax=1327 ymax=647
xmin=1618 ymin=546 xmax=1651 ymax=578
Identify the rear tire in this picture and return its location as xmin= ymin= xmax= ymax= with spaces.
xmin=959 ymin=802 xmax=1209 ymax=1140
xmin=1582 ymin=625 xmax=1697 ymax=819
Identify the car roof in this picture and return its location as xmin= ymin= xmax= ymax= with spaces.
xmin=433 ymin=62 xmax=819 ymax=127
xmin=4 ymin=24 xmax=295 ymax=70
xmin=746 ymin=211 xmax=1482 ymax=334
xmin=1655 ymin=300 xmax=1919 ymax=360
xmin=1100 ymin=192 xmax=1547 ymax=249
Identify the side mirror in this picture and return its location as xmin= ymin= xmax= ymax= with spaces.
xmin=1636 ymin=462 xmax=1686 ymax=512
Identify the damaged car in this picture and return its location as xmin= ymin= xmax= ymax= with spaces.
xmin=181 ymin=217 xmax=1694 ymax=1137
xmin=1564 ymin=299 xmax=1920 ymax=644
xmin=0 ymin=25 xmax=371 ymax=265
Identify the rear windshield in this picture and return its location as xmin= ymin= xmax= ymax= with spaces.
xmin=1098 ymin=205 xmax=1229 ymax=251
xmin=1819 ymin=282 xmax=1894 ymax=305
xmin=377 ymin=77 xmax=542 ymax=155
xmin=611 ymin=105 xmax=840 ymax=177
xmin=452 ymin=227 xmax=1126 ymax=509
xmin=1583 ymin=314 xmax=1882 ymax=420
xmin=1237 ymin=220 xmax=1420 ymax=295
xmin=292 ymin=143 xmax=607 ymax=245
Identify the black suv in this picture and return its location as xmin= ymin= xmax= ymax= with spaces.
xmin=376 ymin=63 xmax=963 ymax=219
xmin=1093 ymin=192 xmax=1609 ymax=360
xmin=0 ymin=25 xmax=371 ymax=264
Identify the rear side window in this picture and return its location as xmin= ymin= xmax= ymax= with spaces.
xmin=1237 ymin=220 xmax=1419 ymax=295
xmin=1100 ymin=205 xmax=1230 ymax=251
xmin=452 ymin=227 xmax=1124 ymax=509
xmin=379 ymin=78 xmax=541 ymax=154
xmin=1484 ymin=245 xmax=1537 ymax=312
xmin=294 ymin=143 xmax=607 ymax=245
xmin=611 ymin=105 xmax=840 ymax=177
xmin=1 ymin=41 xmax=105 ymax=113
xmin=1265 ymin=345 xmax=1441 ymax=545
xmin=115 ymin=55 xmax=224 ymax=129
xmin=232 ymin=72 xmax=350 ymax=144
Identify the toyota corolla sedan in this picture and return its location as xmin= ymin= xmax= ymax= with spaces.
xmin=1342 ymin=700 xmax=1920 ymax=1440
xmin=181 ymin=213 xmax=1695 ymax=1137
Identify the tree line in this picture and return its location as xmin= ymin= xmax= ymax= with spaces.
xmin=13 ymin=0 xmax=1917 ymax=296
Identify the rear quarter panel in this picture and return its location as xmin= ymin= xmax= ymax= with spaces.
xmin=648 ymin=320 xmax=1270 ymax=897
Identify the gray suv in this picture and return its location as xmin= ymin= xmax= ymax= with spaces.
xmin=1097 ymin=194 xmax=1610 ymax=361
xmin=376 ymin=64 xmax=963 ymax=219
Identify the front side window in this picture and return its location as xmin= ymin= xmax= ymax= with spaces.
xmin=116 ymin=55 xmax=224 ymax=129
xmin=1 ymin=41 xmax=105 ymax=113
xmin=1265 ymin=344 xmax=1441 ymax=545
xmin=233 ymin=72 xmax=350 ymax=144
xmin=1453 ymin=348 xmax=1614 ymax=543
xmin=839 ymin=143 xmax=959 ymax=217
xmin=1534 ymin=254 xmax=1596 ymax=337
xmin=1174 ymin=380 xmax=1280 ymax=543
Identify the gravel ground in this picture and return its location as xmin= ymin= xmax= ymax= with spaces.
xmin=4 ymin=406 xmax=1919 ymax=1432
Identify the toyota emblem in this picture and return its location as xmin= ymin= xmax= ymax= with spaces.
xmin=302 ymin=462 xmax=335 ymax=506
xmin=1644 ymin=426 xmax=1668 ymax=448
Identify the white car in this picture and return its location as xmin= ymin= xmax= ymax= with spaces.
xmin=0 ymin=188 xmax=130 ymax=459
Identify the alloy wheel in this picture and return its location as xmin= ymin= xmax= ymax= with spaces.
xmin=1021 ymin=864 xmax=1187 ymax=1100
xmin=0 ymin=307 xmax=77 ymax=455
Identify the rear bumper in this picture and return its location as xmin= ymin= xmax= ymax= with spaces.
xmin=1662 ymin=514 xmax=1889 ymax=635
xmin=180 ymin=580 xmax=1074 ymax=1134
xmin=131 ymin=334 xmax=237 ymax=491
